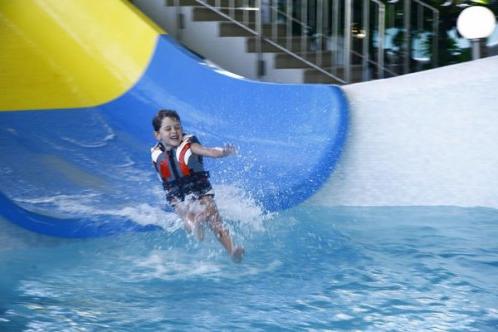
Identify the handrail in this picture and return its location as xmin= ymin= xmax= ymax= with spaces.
xmin=192 ymin=0 xmax=347 ymax=83
xmin=351 ymin=50 xmax=398 ymax=77
xmin=167 ymin=0 xmax=439 ymax=83
xmin=262 ymin=0 xmax=393 ymax=83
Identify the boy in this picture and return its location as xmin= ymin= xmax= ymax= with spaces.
xmin=151 ymin=109 xmax=245 ymax=262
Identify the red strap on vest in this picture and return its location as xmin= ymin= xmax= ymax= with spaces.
xmin=159 ymin=160 xmax=171 ymax=179
xmin=178 ymin=143 xmax=192 ymax=176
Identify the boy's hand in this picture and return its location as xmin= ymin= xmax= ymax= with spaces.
xmin=222 ymin=144 xmax=237 ymax=156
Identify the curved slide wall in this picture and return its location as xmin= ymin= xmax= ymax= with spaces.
xmin=0 ymin=0 xmax=348 ymax=237
xmin=311 ymin=55 xmax=498 ymax=209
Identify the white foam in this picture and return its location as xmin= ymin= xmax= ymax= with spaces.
xmin=15 ymin=193 xmax=182 ymax=233
xmin=126 ymin=249 xmax=282 ymax=281
xmin=12 ymin=181 xmax=273 ymax=237
xmin=214 ymin=184 xmax=274 ymax=232
xmin=60 ymin=115 xmax=116 ymax=148
xmin=130 ymin=249 xmax=223 ymax=281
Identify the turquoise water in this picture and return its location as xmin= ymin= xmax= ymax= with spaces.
xmin=1 ymin=205 xmax=497 ymax=331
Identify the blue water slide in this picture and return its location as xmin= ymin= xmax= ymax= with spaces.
xmin=0 ymin=36 xmax=348 ymax=237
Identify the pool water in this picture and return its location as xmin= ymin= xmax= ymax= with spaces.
xmin=1 ymin=204 xmax=497 ymax=331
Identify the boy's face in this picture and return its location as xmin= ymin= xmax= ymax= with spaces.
xmin=155 ymin=116 xmax=183 ymax=149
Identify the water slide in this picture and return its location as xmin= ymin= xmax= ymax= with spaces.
xmin=0 ymin=0 xmax=347 ymax=237
xmin=1 ymin=1 xmax=496 ymax=239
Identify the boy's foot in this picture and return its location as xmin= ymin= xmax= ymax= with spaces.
xmin=193 ymin=223 xmax=205 ymax=241
xmin=231 ymin=246 xmax=245 ymax=263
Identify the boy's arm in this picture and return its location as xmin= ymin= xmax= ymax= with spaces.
xmin=190 ymin=142 xmax=236 ymax=158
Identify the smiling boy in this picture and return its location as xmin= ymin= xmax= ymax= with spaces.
xmin=151 ymin=109 xmax=244 ymax=262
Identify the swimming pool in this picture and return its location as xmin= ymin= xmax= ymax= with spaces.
xmin=1 ymin=201 xmax=497 ymax=331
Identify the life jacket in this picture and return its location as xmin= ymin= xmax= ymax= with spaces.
xmin=151 ymin=135 xmax=212 ymax=202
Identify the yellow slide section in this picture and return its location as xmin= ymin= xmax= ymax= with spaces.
xmin=0 ymin=0 xmax=164 ymax=111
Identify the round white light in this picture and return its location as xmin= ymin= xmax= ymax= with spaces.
xmin=457 ymin=6 xmax=496 ymax=39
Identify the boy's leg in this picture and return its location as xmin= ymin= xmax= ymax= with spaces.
xmin=191 ymin=208 xmax=205 ymax=241
xmin=175 ymin=202 xmax=196 ymax=235
xmin=199 ymin=196 xmax=244 ymax=262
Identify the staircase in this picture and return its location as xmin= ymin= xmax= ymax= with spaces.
xmin=131 ymin=0 xmax=439 ymax=84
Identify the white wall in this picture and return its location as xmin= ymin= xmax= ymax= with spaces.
xmin=131 ymin=0 xmax=258 ymax=79
xmin=311 ymin=56 xmax=498 ymax=208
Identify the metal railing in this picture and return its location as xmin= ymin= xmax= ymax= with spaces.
xmin=170 ymin=0 xmax=440 ymax=83
xmin=190 ymin=0 xmax=348 ymax=83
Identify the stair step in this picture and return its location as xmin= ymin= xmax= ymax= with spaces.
xmin=193 ymin=7 xmax=257 ymax=22
xmin=247 ymin=36 xmax=325 ymax=53
xmin=275 ymin=51 xmax=365 ymax=69
xmin=166 ymin=0 xmax=254 ymax=7
xmin=304 ymin=65 xmax=365 ymax=84
xmin=274 ymin=51 xmax=335 ymax=69
xmin=219 ymin=22 xmax=287 ymax=37
xmin=166 ymin=0 xmax=198 ymax=5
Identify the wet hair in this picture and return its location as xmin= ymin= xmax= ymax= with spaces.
xmin=152 ymin=109 xmax=181 ymax=132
